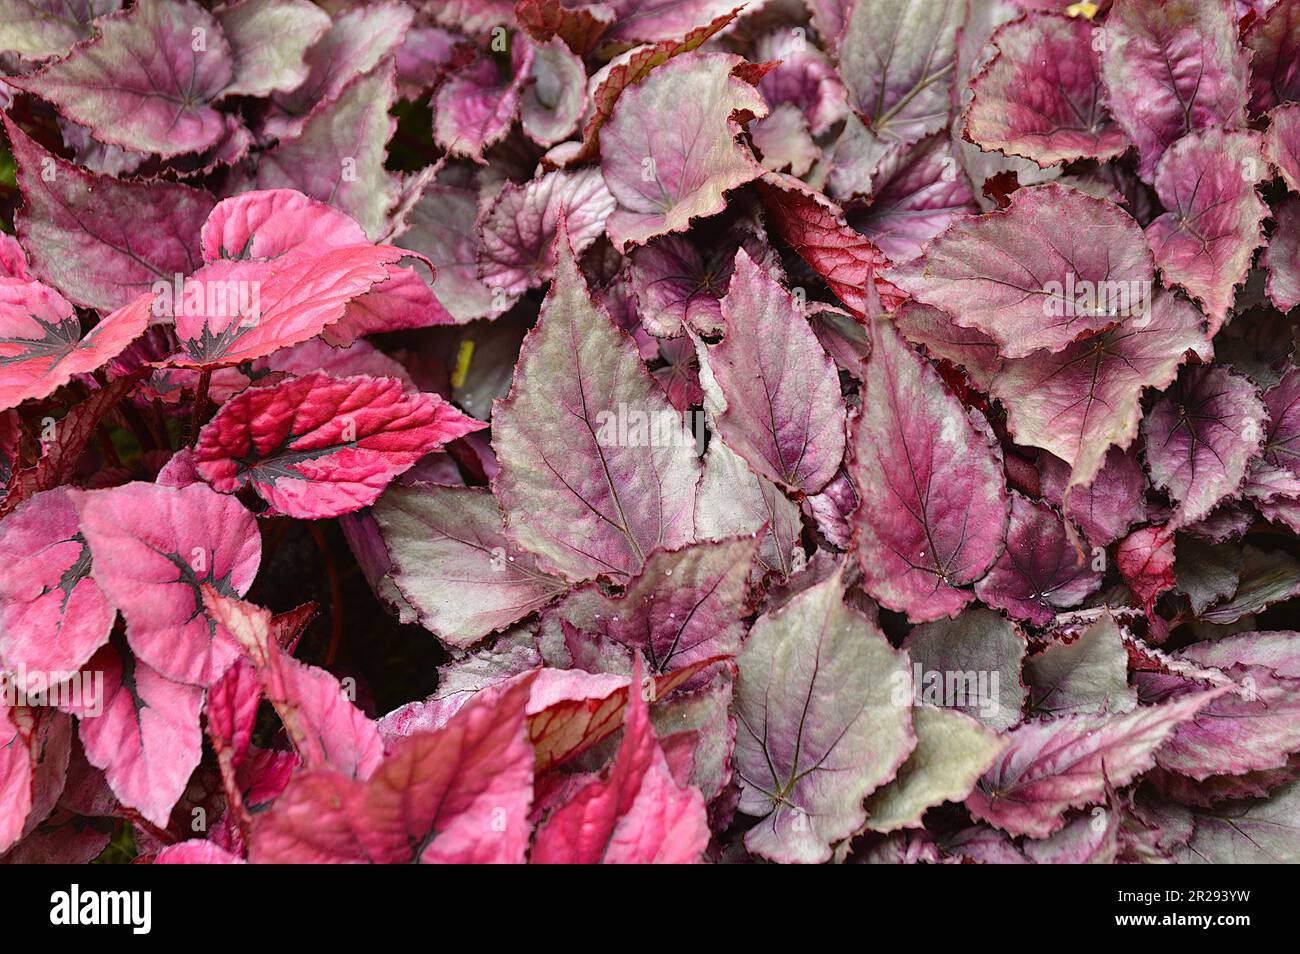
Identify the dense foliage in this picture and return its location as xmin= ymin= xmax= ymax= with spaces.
xmin=2 ymin=0 xmax=1300 ymax=864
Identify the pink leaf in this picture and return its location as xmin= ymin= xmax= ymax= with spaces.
xmin=0 ymin=488 xmax=115 ymax=694
xmin=965 ymin=12 xmax=1128 ymax=167
xmin=251 ymin=672 xmax=536 ymax=863
xmin=73 ymin=482 xmax=261 ymax=687
xmin=1117 ymin=524 xmax=1177 ymax=616
xmin=204 ymin=590 xmax=383 ymax=780
xmin=707 ymin=248 xmax=846 ymax=493
xmin=532 ymin=658 xmax=709 ymax=863
xmin=966 ymin=687 xmax=1229 ymax=838
xmin=0 ymin=278 xmax=149 ymax=411
xmin=849 ymin=320 xmax=1010 ymax=622
xmin=76 ymin=644 xmax=204 ymax=828
xmin=600 ymin=52 xmax=766 ymax=249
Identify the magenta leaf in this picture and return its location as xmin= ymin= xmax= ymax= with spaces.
xmin=0 ymin=703 xmax=37 ymax=852
xmin=705 ymin=249 xmax=846 ymax=494
xmin=849 ymin=320 xmax=1010 ymax=622
xmin=491 ymin=225 xmax=700 ymax=582
xmin=1039 ymin=446 xmax=1148 ymax=548
xmin=433 ymin=45 xmax=532 ymax=161
xmin=973 ymin=493 xmax=1102 ymax=626
xmin=888 ymin=184 xmax=1154 ymax=359
xmin=752 ymin=27 xmax=848 ymax=136
xmin=12 ymin=0 xmax=236 ymax=158
xmin=1117 ymin=524 xmax=1177 ymax=616
xmin=73 ymin=482 xmax=261 ymax=687
xmin=991 ymin=291 xmax=1212 ymax=490
xmin=194 ymin=372 xmax=483 ymax=519
xmin=532 ymin=659 xmax=709 ymax=863
xmin=966 ymin=688 xmax=1228 ymax=838
xmin=846 ymin=135 xmax=977 ymax=263
xmin=372 ymin=483 xmax=566 ymax=648
xmin=1099 ymin=0 xmax=1250 ymax=180
xmin=205 ymin=591 xmax=382 ymax=780
xmin=4 ymin=115 xmax=215 ymax=313
xmin=839 ymin=0 xmax=962 ymax=145
xmin=0 ymin=278 xmax=148 ymax=411
xmin=600 ymin=52 xmax=766 ymax=249
xmin=76 ymin=644 xmax=204 ymax=828
xmin=397 ymin=181 xmax=503 ymax=323
xmin=154 ymin=841 xmax=244 ymax=864
xmin=0 ymin=488 xmax=114 ymax=694
xmin=1144 ymin=129 xmax=1269 ymax=328
xmin=965 ymin=12 xmax=1128 ymax=167
xmin=1142 ymin=366 xmax=1268 ymax=528
xmin=477 ymin=167 xmax=615 ymax=299
xmin=1245 ymin=0 xmax=1300 ymax=114
xmin=734 ymin=565 xmax=915 ymax=863
xmin=552 ymin=536 xmax=757 ymax=675
xmin=251 ymin=672 xmax=536 ymax=863
xmin=754 ymin=173 xmax=907 ymax=318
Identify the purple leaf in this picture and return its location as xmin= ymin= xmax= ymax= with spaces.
xmin=1265 ymin=103 xmax=1300 ymax=194
xmin=372 ymin=484 xmax=566 ymax=649
xmin=1142 ymin=365 xmax=1267 ymax=528
xmin=887 ymin=184 xmax=1154 ymax=359
xmin=264 ymin=1 xmax=412 ymax=138
xmin=966 ymin=687 xmax=1229 ymax=838
xmin=705 ymin=249 xmax=846 ymax=494
xmin=752 ymin=27 xmax=849 ymax=136
xmin=965 ymin=12 xmax=1129 ymax=167
xmin=552 ymin=536 xmax=757 ymax=675
xmin=848 ymin=320 xmax=1010 ymax=622
xmin=1145 ymin=129 xmax=1269 ymax=328
xmin=991 ymin=291 xmax=1212 ymax=490
xmin=246 ymin=64 xmax=401 ymax=241
xmin=1265 ymin=197 xmax=1300 ymax=313
xmin=73 ymin=482 xmax=261 ymax=687
xmin=839 ymin=0 xmax=963 ymax=145
xmin=600 ymin=52 xmax=766 ymax=249
xmin=1245 ymin=0 xmax=1300 ymax=114
xmin=734 ymin=565 xmax=915 ymax=863
xmin=477 ymin=167 xmax=615 ymax=300
xmin=491 ymin=225 xmax=700 ymax=582
xmin=11 ymin=0 xmax=235 ymax=158
xmin=974 ymin=493 xmax=1102 ymax=626
xmin=1099 ymin=0 xmax=1250 ymax=180
xmin=1038 ymin=446 xmax=1148 ymax=547
xmin=4 ymin=115 xmax=215 ymax=313
xmin=433 ymin=45 xmax=532 ymax=161
xmin=846 ymin=135 xmax=977 ymax=263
